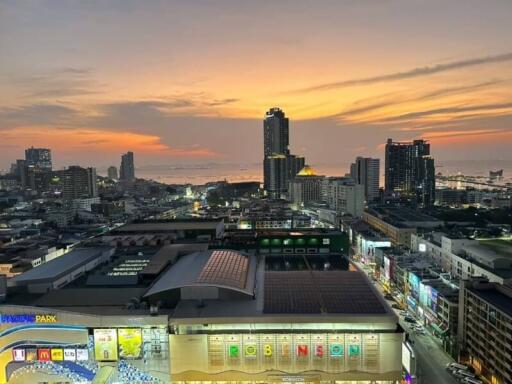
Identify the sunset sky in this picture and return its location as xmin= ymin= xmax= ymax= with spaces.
xmin=1 ymin=0 xmax=512 ymax=171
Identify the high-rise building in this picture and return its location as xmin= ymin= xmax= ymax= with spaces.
xmin=107 ymin=166 xmax=118 ymax=180
xmin=120 ymin=151 xmax=135 ymax=181
xmin=324 ymin=177 xmax=365 ymax=217
xmin=263 ymin=107 xmax=289 ymax=157
xmin=384 ymin=138 xmax=435 ymax=207
xmin=350 ymin=157 xmax=380 ymax=204
xmin=263 ymin=108 xmax=304 ymax=197
xmin=288 ymin=165 xmax=325 ymax=206
xmin=61 ymin=166 xmax=97 ymax=200
xmin=25 ymin=147 xmax=52 ymax=170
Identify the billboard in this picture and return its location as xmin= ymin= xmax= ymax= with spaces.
xmin=94 ymin=328 xmax=118 ymax=361
xmin=118 ymin=328 xmax=143 ymax=359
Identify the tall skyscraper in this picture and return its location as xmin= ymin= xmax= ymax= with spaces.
xmin=61 ymin=166 xmax=98 ymax=200
xmin=107 ymin=166 xmax=118 ymax=180
xmin=25 ymin=147 xmax=52 ymax=170
xmin=350 ymin=157 xmax=380 ymax=204
xmin=264 ymin=107 xmax=289 ymax=157
xmin=120 ymin=151 xmax=135 ymax=181
xmin=262 ymin=108 xmax=304 ymax=198
xmin=384 ymin=138 xmax=435 ymax=207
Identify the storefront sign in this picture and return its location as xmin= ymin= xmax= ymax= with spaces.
xmin=94 ymin=328 xmax=118 ymax=361
xmin=38 ymin=348 xmax=51 ymax=361
xmin=51 ymin=348 xmax=64 ymax=361
xmin=64 ymin=348 xmax=76 ymax=361
xmin=12 ymin=349 xmax=25 ymax=362
xmin=76 ymin=348 xmax=89 ymax=361
xmin=0 ymin=314 xmax=57 ymax=324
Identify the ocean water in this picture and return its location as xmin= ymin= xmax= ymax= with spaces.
xmin=133 ymin=160 xmax=512 ymax=185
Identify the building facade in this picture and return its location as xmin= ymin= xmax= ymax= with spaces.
xmin=61 ymin=166 xmax=98 ymax=200
xmin=384 ymin=138 xmax=435 ymax=207
xmin=324 ymin=177 xmax=365 ymax=217
xmin=350 ymin=157 xmax=380 ymax=204
xmin=458 ymin=278 xmax=512 ymax=384
xmin=120 ymin=151 xmax=135 ymax=181
xmin=263 ymin=108 xmax=304 ymax=198
xmin=25 ymin=147 xmax=52 ymax=171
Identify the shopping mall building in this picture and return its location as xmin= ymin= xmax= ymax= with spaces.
xmin=0 ymin=234 xmax=404 ymax=383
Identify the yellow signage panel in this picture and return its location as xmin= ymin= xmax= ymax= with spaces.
xmin=51 ymin=348 xmax=64 ymax=361
xmin=94 ymin=329 xmax=118 ymax=361
xmin=118 ymin=328 xmax=142 ymax=359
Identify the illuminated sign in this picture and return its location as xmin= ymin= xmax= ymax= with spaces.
xmin=330 ymin=344 xmax=344 ymax=357
xmin=402 ymin=342 xmax=413 ymax=374
xmin=38 ymin=348 xmax=51 ymax=361
xmin=51 ymin=348 xmax=64 ymax=361
xmin=94 ymin=329 xmax=118 ymax=361
xmin=26 ymin=349 xmax=37 ymax=361
xmin=348 ymin=345 xmax=360 ymax=356
xmin=64 ymin=348 xmax=76 ymax=361
xmin=76 ymin=349 xmax=89 ymax=361
xmin=118 ymin=328 xmax=142 ymax=359
xmin=0 ymin=314 xmax=57 ymax=324
xmin=12 ymin=349 xmax=25 ymax=362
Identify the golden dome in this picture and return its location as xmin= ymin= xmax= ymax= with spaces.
xmin=297 ymin=165 xmax=318 ymax=176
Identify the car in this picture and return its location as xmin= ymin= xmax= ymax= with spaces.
xmin=399 ymin=310 xmax=408 ymax=316
xmin=404 ymin=316 xmax=416 ymax=323
xmin=391 ymin=303 xmax=401 ymax=309
xmin=384 ymin=294 xmax=394 ymax=300
xmin=446 ymin=363 xmax=469 ymax=371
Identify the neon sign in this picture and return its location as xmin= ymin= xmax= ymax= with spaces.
xmin=0 ymin=314 xmax=57 ymax=324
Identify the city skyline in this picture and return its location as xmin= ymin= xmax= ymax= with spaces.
xmin=1 ymin=1 xmax=512 ymax=169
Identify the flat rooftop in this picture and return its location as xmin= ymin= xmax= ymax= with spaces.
xmin=112 ymin=219 xmax=222 ymax=233
xmin=264 ymin=270 xmax=387 ymax=315
xmin=368 ymin=207 xmax=442 ymax=226
xmin=468 ymin=286 xmax=512 ymax=318
xmin=10 ymin=246 xmax=112 ymax=284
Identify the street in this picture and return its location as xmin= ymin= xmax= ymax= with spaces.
xmin=354 ymin=260 xmax=459 ymax=384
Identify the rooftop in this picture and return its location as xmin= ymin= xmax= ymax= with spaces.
xmin=468 ymin=286 xmax=512 ymax=318
xmin=10 ymin=246 xmax=112 ymax=284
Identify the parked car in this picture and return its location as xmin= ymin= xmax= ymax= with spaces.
xmin=446 ymin=363 xmax=469 ymax=371
xmin=404 ymin=316 xmax=416 ymax=323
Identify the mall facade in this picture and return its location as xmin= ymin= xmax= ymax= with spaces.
xmin=0 ymin=243 xmax=404 ymax=383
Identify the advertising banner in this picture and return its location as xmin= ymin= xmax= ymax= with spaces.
xmin=118 ymin=328 xmax=143 ymax=359
xmin=94 ymin=328 xmax=118 ymax=361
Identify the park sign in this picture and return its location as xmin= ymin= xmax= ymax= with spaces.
xmin=0 ymin=313 xmax=58 ymax=324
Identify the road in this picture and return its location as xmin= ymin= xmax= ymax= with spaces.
xmin=399 ymin=316 xmax=458 ymax=384
xmin=354 ymin=260 xmax=459 ymax=384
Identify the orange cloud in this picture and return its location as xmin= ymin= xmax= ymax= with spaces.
xmin=419 ymin=129 xmax=512 ymax=145
xmin=0 ymin=127 xmax=221 ymax=158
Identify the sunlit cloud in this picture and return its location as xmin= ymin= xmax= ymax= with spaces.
xmin=0 ymin=127 xmax=221 ymax=158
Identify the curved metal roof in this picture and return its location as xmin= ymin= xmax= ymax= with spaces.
xmin=144 ymin=250 xmax=256 ymax=298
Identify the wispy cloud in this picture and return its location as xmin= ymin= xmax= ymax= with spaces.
xmin=292 ymin=52 xmax=512 ymax=93
xmin=380 ymin=102 xmax=512 ymax=122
